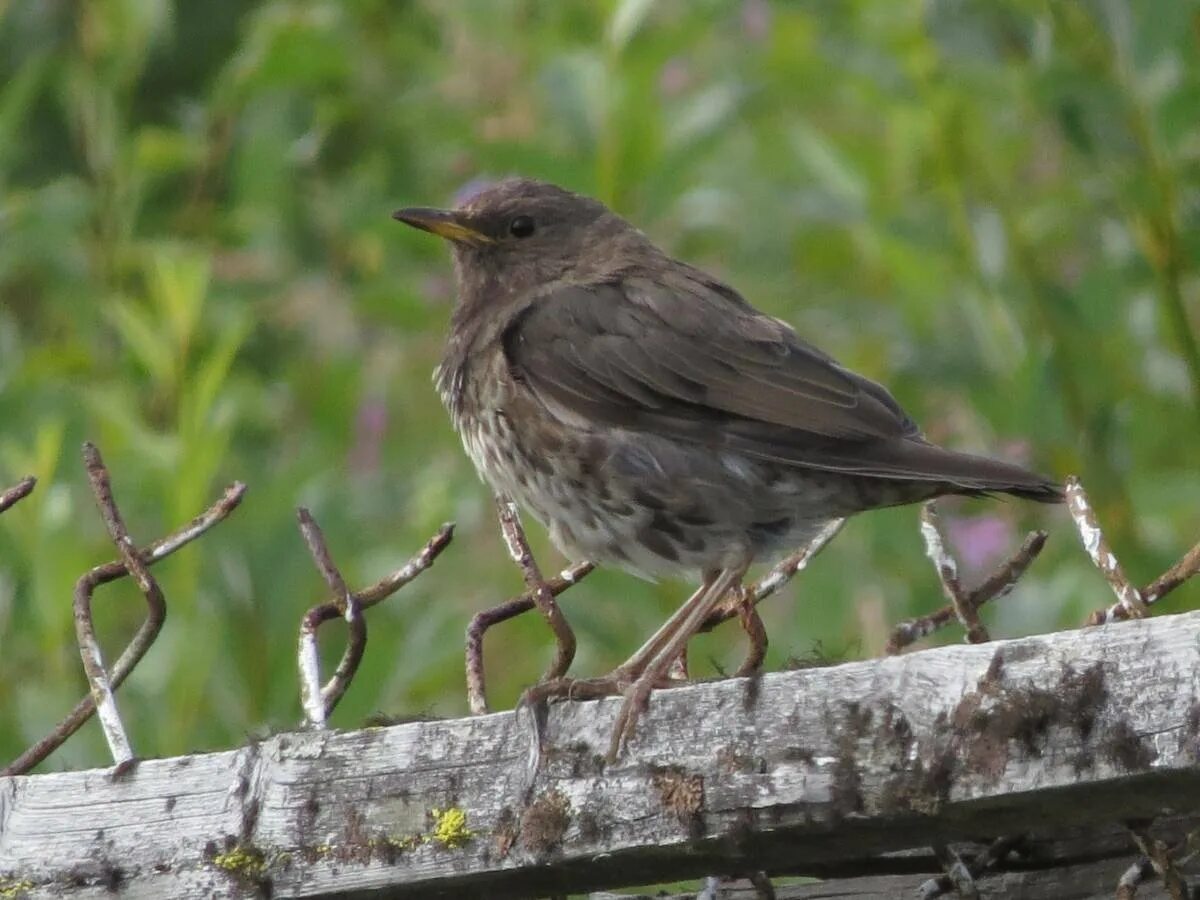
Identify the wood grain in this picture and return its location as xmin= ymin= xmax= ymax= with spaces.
xmin=2 ymin=611 xmax=1199 ymax=898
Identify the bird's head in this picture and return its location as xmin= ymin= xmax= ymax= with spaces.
xmin=394 ymin=178 xmax=647 ymax=299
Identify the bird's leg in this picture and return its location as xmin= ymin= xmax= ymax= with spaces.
xmin=608 ymin=564 xmax=748 ymax=761
xmin=732 ymin=586 xmax=769 ymax=678
xmin=699 ymin=520 xmax=845 ymax=634
xmin=523 ymin=572 xmax=719 ymax=707
xmin=644 ymin=577 xmax=764 ymax=685
xmin=610 ymin=570 xmax=719 ymax=684
xmin=645 ymin=577 xmax=767 ymax=683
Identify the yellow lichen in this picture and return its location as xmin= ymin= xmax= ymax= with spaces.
xmin=0 ymin=879 xmax=34 ymax=900
xmin=430 ymin=807 xmax=473 ymax=849
xmin=211 ymin=844 xmax=267 ymax=879
xmin=304 ymin=812 xmax=467 ymax=863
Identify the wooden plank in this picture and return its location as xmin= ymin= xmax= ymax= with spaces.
xmin=2 ymin=611 xmax=1199 ymax=898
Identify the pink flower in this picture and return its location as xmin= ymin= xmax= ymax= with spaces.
xmin=946 ymin=514 xmax=1015 ymax=573
xmin=658 ymin=58 xmax=691 ymax=97
xmin=741 ymin=0 xmax=771 ymax=42
xmin=349 ymin=398 xmax=388 ymax=474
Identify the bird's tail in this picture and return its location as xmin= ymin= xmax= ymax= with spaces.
xmin=830 ymin=439 xmax=1065 ymax=508
xmin=867 ymin=440 xmax=1064 ymax=503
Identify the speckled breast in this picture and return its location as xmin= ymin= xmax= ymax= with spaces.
xmin=435 ymin=351 xmax=845 ymax=580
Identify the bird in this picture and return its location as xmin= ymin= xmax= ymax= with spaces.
xmin=393 ymin=177 xmax=1062 ymax=759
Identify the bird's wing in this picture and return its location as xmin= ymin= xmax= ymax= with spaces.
xmin=501 ymin=275 xmax=946 ymax=479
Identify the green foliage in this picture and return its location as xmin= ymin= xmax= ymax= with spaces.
xmin=0 ymin=0 xmax=1197 ymax=773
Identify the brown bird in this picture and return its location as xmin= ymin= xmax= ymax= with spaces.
xmin=394 ymin=178 xmax=1061 ymax=757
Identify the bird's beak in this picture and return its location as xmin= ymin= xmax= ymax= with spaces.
xmin=391 ymin=207 xmax=493 ymax=245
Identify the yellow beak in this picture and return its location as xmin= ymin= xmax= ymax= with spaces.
xmin=392 ymin=207 xmax=493 ymax=245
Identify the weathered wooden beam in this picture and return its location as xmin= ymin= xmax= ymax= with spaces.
xmin=2 ymin=611 xmax=1199 ymax=899
xmin=591 ymin=816 xmax=1200 ymax=899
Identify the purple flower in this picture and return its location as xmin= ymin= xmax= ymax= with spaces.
xmin=741 ymin=0 xmax=771 ymax=43
xmin=349 ymin=398 xmax=388 ymax=474
xmin=945 ymin=514 xmax=1015 ymax=573
xmin=658 ymin=58 xmax=691 ymax=97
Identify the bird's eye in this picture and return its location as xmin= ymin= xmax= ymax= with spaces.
xmin=508 ymin=215 xmax=535 ymax=238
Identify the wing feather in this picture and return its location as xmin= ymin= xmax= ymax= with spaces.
xmin=499 ymin=271 xmax=1060 ymax=501
xmin=502 ymin=277 xmax=932 ymax=479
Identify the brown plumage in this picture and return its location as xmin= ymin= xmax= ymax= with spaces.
xmin=395 ymin=177 xmax=1061 ymax=756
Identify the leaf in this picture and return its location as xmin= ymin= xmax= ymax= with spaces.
xmin=665 ymin=82 xmax=748 ymax=152
xmin=541 ymin=51 xmax=608 ymax=151
xmin=105 ymin=297 xmax=174 ymax=388
xmin=181 ymin=314 xmax=250 ymax=440
xmin=0 ymin=53 xmax=50 ymax=175
xmin=789 ymin=122 xmax=867 ymax=212
xmin=608 ymin=0 xmax=656 ymax=53
xmin=147 ymin=249 xmax=211 ymax=364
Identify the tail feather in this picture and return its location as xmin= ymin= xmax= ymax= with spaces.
xmin=886 ymin=440 xmax=1064 ymax=503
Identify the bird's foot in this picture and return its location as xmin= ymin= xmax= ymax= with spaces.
xmin=520 ymin=664 xmax=688 ymax=768
xmin=607 ymin=676 xmax=657 ymax=762
xmin=514 ymin=671 xmax=633 ymax=787
xmin=521 ymin=668 xmax=637 ymax=708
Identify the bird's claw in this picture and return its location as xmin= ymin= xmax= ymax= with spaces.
xmin=520 ymin=675 xmax=575 ymax=709
xmin=521 ymin=665 xmax=685 ymax=766
xmin=607 ymin=677 xmax=656 ymax=762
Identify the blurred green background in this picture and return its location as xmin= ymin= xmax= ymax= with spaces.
xmin=1 ymin=0 xmax=1197 ymax=774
